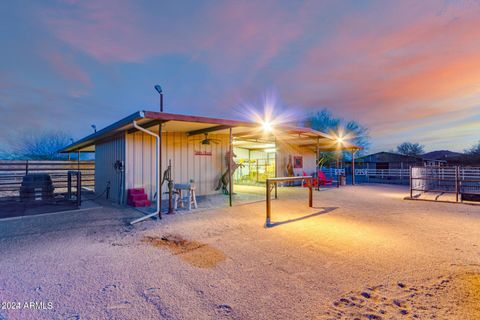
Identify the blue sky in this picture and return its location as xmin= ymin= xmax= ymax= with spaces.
xmin=1 ymin=0 xmax=479 ymax=153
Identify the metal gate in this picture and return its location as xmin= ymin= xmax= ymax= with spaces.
xmin=410 ymin=166 xmax=480 ymax=202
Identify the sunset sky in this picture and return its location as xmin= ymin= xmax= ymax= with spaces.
xmin=1 ymin=0 xmax=479 ymax=152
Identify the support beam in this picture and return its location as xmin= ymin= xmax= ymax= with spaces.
xmin=232 ymin=131 xmax=273 ymax=140
xmin=187 ymin=124 xmax=232 ymax=136
xmin=336 ymin=152 xmax=340 ymax=188
xmin=274 ymin=136 xmax=278 ymax=199
xmin=351 ymin=149 xmax=356 ymax=185
xmin=159 ymin=122 xmax=163 ymax=219
xmin=316 ymin=137 xmax=320 ymax=191
xmin=229 ymin=128 xmax=233 ymax=207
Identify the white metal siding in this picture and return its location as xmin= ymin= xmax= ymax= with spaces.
xmin=277 ymin=144 xmax=316 ymax=176
xmin=95 ymin=134 xmax=126 ymax=203
xmin=126 ymin=131 xmax=229 ymax=200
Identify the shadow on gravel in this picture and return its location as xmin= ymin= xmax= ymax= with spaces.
xmin=267 ymin=206 xmax=338 ymax=228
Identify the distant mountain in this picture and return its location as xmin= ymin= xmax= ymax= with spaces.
xmin=422 ymin=150 xmax=463 ymax=160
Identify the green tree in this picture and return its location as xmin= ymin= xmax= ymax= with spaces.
xmin=306 ymin=109 xmax=370 ymax=165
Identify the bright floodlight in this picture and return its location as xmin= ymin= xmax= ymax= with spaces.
xmin=154 ymin=84 xmax=162 ymax=94
xmin=262 ymin=120 xmax=273 ymax=132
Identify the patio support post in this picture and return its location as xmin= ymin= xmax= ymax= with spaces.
xmin=336 ymin=152 xmax=340 ymax=188
xmin=351 ymin=149 xmax=356 ymax=185
xmin=159 ymin=121 xmax=163 ymax=218
xmin=316 ymin=137 xmax=320 ymax=191
xmin=229 ymin=127 xmax=233 ymax=207
xmin=274 ymin=136 xmax=278 ymax=199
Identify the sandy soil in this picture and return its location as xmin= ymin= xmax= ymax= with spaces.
xmin=0 ymin=184 xmax=479 ymax=320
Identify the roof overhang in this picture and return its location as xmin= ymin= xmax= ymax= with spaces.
xmin=61 ymin=110 xmax=362 ymax=153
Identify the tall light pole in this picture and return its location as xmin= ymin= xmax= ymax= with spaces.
xmin=154 ymin=84 xmax=164 ymax=112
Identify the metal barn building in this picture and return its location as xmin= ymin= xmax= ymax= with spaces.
xmin=62 ymin=110 xmax=359 ymax=216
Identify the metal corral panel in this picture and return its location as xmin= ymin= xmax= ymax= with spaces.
xmin=126 ymin=131 xmax=229 ymax=199
xmin=95 ymin=134 xmax=126 ymax=203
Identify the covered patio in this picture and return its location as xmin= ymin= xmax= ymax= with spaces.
xmin=61 ymin=110 xmax=361 ymax=221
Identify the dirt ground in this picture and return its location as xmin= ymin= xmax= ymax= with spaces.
xmin=0 ymin=184 xmax=479 ymax=320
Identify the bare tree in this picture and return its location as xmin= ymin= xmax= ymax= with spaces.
xmin=5 ymin=130 xmax=73 ymax=160
xmin=396 ymin=142 xmax=424 ymax=156
xmin=465 ymin=141 xmax=480 ymax=155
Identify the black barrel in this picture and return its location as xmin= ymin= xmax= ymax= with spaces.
xmin=20 ymin=173 xmax=55 ymax=202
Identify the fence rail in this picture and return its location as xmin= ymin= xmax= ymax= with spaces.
xmin=320 ymin=167 xmax=480 ymax=187
xmin=0 ymin=160 xmax=94 ymax=196
xmin=321 ymin=168 xmax=410 ymax=185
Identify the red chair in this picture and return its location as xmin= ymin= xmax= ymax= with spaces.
xmin=317 ymin=171 xmax=333 ymax=186
xmin=302 ymin=171 xmax=318 ymax=188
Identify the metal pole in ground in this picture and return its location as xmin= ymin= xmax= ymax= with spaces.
xmin=351 ymin=149 xmax=356 ymax=185
xmin=308 ymin=180 xmax=313 ymax=207
xmin=67 ymin=171 xmax=72 ymax=200
xmin=316 ymin=137 xmax=320 ymax=191
xmin=159 ymin=121 xmax=163 ymax=219
xmin=455 ymin=166 xmax=459 ymax=202
xmin=77 ymin=171 xmax=82 ymax=207
xmin=77 ymin=150 xmax=80 ymax=171
xmin=410 ymin=166 xmax=413 ymax=198
xmin=274 ymin=136 xmax=278 ymax=199
xmin=336 ymin=153 xmax=340 ymax=188
xmin=266 ymin=179 xmax=271 ymax=226
xmin=228 ymin=128 xmax=233 ymax=207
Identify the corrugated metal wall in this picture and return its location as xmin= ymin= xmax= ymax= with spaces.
xmin=95 ymin=134 xmax=126 ymax=203
xmin=277 ymin=145 xmax=316 ymax=176
xmin=126 ymin=130 xmax=229 ymax=200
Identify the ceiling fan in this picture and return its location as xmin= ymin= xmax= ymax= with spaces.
xmin=190 ymin=133 xmax=221 ymax=145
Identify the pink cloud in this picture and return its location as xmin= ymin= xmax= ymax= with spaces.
xmin=40 ymin=0 xmax=160 ymax=62
xmin=39 ymin=0 xmax=317 ymax=71
xmin=32 ymin=0 xmax=480 ymax=151
xmin=282 ymin=1 xmax=480 ymax=127
xmin=45 ymin=51 xmax=91 ymax=89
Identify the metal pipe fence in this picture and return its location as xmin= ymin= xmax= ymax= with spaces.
xmin=410 ymin=166 xmax=480 ymax=202
xmin=265 ymin=176 xmax=313 ymax=227
xmin=321 ymin=168 xmax=410 ymax=185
